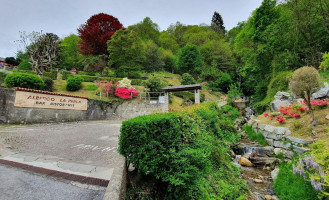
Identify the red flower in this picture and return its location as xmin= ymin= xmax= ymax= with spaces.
xmin=115 ymin=87 xmax=138 ymax=99
xmin=294 ymin=113 xmax=301 ymax=118
xmin=264 ymin=112 xmax=269 ymax=117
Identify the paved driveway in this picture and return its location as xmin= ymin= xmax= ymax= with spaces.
xmin=0 ymin=120 xmax=125 ymax=199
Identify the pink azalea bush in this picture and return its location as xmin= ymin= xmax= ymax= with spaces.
xmin=115 ymin=87 xmax=138 ymax=99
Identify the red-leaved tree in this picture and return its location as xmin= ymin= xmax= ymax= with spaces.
xmin=78 ymin=13 xmax=123 ymax=56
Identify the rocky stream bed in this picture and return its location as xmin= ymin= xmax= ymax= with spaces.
xmin=233 ymin=138 xmax=280 ymax=200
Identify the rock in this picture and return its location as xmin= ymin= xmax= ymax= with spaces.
xmin=254 ymin=178 xmax=264 ymax=183
xmin=238 ymin=157 xmax=253 ymax=167
xmin=312 ymin=82 xmax=329 ymax=99
xmin=274 ymin=127 xmax=287 ymax=135
xmin=284 ymin=150 xmax=294 ymax=159
xmin=271 ymin=168 xmax=280 ymax=180
xmin=264 ymin=125 xmax=275 ymax=133
xmin=252 ymin=146 xmax=275 ymax=157
xmin=265 ymin=195 xmax=273 ymax=200
xmin=271 ymin=92 xmax=295 ymax=111
xmin=286 ymin=136 xmax=313 ymax=145
xmin=242 ymin=153 xmax=251 ymax=159
xmin=258 ymin=123 xmax=266 ymax=130
xmin=273 ymin=141 xmax=291 ymax=149
xmin=312 ymin=120 xmax=320 ymax=126
xmin=266 ymin=139 xmax=274 ymax=146
xmin=253 ymin=192 xmax=264 ymax=200
xmin=274 ymin=148 xmax=283 ymax=155
xmin=263 ymin=132 xmax=282 ymax=140
xmin=249 ymin=157 xmax=278 ymax=166
xmin=293 ymin=145 xmax=310 ymax=155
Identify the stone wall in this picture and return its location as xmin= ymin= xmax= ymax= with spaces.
xmin=0 ymin=88 xmax=168 ymax=124
xmin=248 ymin=119 xmax=312 ymax=157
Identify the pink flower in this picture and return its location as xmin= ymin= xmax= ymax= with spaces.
xmin=115 ymin=87 xmax=138 ymax=99
xmin=264 ymin=112 xmax=269 ymax=117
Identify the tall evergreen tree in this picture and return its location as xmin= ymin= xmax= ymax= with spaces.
xmin=211 ymin=12 xmax=225 ymax=33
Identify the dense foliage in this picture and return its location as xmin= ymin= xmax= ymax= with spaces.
xmin=4 ymin=72 xmax=45 ymax=90
xmin=66 ymin=75 xmax=83 ymax=91
xmin=119 ymin=103 xmax=248 ymax=199
xmin=274 ymin=162 xmax=318 ymax=200
xmin=78 ymin=13 xmax=123 ymax=55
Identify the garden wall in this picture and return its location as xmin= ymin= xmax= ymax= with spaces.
xmin=248 ymin=119 xmax=312 ymax=156
xmin=0 ymin=88 xmax=168 ymax=124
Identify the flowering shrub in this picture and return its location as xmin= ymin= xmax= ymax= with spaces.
xmin=300 ymin=99 xmax=329 ymax=107
xmin=276 ymin=116 xmax=286 ymax=124
xmin=115 ymin=87 xmax=138 ymax=99
xmin=118 ymin=77 xmax=132 ymax=88
xmin=293 ymin=156 xmax=325 ymax=193
xmin=97 ymin=80 xmax=118 ymax=97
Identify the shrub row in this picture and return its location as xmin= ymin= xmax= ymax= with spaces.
xmin=61 ymin=71 xmax=71 ymax=80
xmin=43 ymin=70 xmax=57 ymax=80
xmin=119 ymin=103 xmax=248 ymax=199
xmin=4 ymin=72 xmax=45 ymax=90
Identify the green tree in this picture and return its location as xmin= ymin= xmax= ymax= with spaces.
xmin=129 ymin=17 xmax=160 ymax=43
xmin=211 ymin=11 xmax=225 ymax=33
xmin=289 ymin=66 xmax=321 ymax=122
xmin=107 ymin=29 xmax=145 ymax=69
xmin=158 ymin=32 xmax=180 ymax=53
xmin=143 ymin=40 xmax=164 ymax=72
xmin=58 ymin=34 xmax=84 ymax=70
xmin=181 ymin=73 xmax=196 ymax=85
xmin=177 ymin=45 xmax=204 ymax=76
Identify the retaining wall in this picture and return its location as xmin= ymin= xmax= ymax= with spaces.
xmin=0 ymin=88 xmax=168 ymax=124
xmin=248 ymin=119 xmax=312 ymax=155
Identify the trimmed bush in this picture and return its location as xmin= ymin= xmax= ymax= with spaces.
xmin=77 ymin=75 xmax=98 ymax=82
xmin=42 ymin=76 xmax=54 ymax=91
xmin=120 ymin=103 xmax=247 ymax=199
xmin=4 ymin=72 xmax=45 ymax=90
xmin=130 ymin=79 xmax=143 ymax=86
xmin=43 ymin=70 xmax=57 ymax=80
xmin=61 ymin=71 xmax=71 ymax=80
xmin=115 ymin=65 xmax=142 ymax=79
xmin=66 ymin=76 xmax=83 ymax=91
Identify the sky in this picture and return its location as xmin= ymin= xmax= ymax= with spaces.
xmin=0 ymin=0 xmax=263 ymax=58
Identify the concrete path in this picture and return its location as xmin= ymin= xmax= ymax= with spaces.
xmin=0 ymin=164 xmax=105 ymax=200
xmin=0 ymin=120 xmax=126 ymax=200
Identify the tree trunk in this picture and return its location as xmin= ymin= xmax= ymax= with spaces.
xmin=304 ymin=91 xmax=314 ymax=123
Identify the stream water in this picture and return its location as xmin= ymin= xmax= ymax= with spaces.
xmin=233 ymin=138 xmax=279 ymax=200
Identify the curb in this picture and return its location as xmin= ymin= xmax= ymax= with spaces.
xmin=0 ymin=159 xmax=109 ymax=187
xmin=103 ymin=160 xmax=127 ymax=200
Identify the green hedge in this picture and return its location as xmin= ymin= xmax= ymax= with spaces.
xmin=119 ymin=103 xmax=247 ymax=199
xmin=43 ymin=70 xmax=57 ymax=80
xmin=20 ymin=70 xmax=37 ymax=75
xmin=42 ymin=76 xmax=54 ymax=91
xmin=66 ymin=76 xmax=83 ymax=91
xmin=5 ymin=72 xmax=45 ymax=90
xmin=77 ymin=75 xmax=98 ymax=82
xmin=61 ymin=71 xmax=71 ymax=80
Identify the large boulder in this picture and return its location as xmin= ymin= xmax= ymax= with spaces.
xmin=312 ymin=82 xmax=329 ymax=99
xmin=239 ymin=157 xmax=253 ymax=167
xmin=270 ymin=92 xmax=295 ymax=111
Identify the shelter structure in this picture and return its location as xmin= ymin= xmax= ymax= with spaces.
xmin=162 ymin=84 xmax=202 ymax=110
